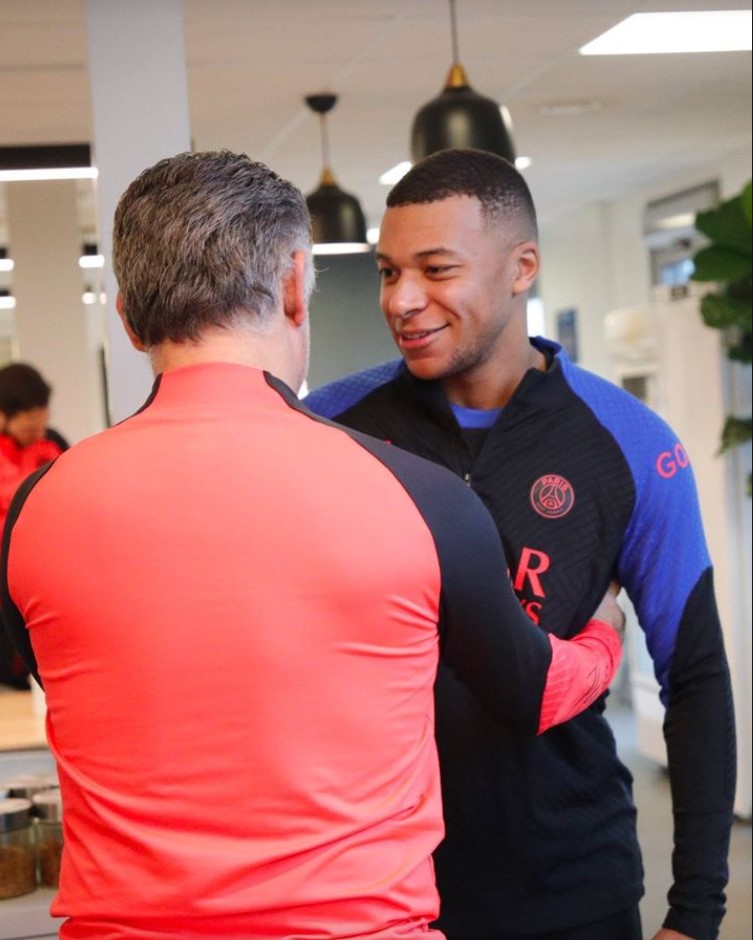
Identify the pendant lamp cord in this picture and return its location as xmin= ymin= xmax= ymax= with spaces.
xmin=449 ymin=0 xmax=460 ymax=64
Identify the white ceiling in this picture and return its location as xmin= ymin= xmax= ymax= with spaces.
xmin=0 ymin=0 xmax=751 ymax=245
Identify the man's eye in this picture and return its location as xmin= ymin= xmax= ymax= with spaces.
xmin=425 ymin=265 xmax=455 ymax=277
xmin=378 ymin=267 xmax=396 ymax=280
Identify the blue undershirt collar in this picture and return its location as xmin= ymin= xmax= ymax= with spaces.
xmin=450 ymin=403 xmax=502 ymax=429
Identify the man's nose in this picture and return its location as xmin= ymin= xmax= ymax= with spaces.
xmin=384 ymin=278 xmax=427 ymax=318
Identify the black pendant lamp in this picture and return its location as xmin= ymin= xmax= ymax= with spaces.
xmin=411 ymin=0 xmax=516 ymax=163
xmin=305 ymin=94 xmax=369 ymax=255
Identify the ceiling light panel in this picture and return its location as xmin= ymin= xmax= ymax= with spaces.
xmin=580 ymin=11 xmax=753 ymax=55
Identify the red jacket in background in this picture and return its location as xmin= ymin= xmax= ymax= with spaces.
xmin=0 ymin=431 xmax=65 ymax=688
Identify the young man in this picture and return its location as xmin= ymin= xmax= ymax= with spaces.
xmin=0 ymin=362 xmax=67 ymax=688
xmin=0 ymin=150 xmax=623 ymax=940
xmin=305 ymin=149 xmax=736 ymax=940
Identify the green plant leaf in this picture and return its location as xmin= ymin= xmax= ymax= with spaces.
xmin=700 ymin=294 xmax=753 ymax=331
xmin=719 ymin=415 xmax=752 ymax=455
xmin=742 ymin=181 xmax=752 ymax=227
xmin=693 ymin=181 xmax=752 ymax=496
xmin=727 ymin=276 xmax=753 ymax=303
xmin=728 ymin=338 xmax=753 ymax=364
xmin=695 ymin=189 xmax=753 ymax=255
xmin=691 ymin=245 xmax=753 ymax=283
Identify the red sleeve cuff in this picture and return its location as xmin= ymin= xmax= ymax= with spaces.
xmin=538 ymin=619 xmax=623 ymax=734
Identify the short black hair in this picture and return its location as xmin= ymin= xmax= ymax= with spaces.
xmin=387 ymin=148 xmax=538 ymax=239
xmin=0 ymin=363 xmax=52 ymax=417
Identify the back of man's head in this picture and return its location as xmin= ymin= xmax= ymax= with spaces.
xmin=0 ymin=363 xmax=51 ymax=418
xmin=113 ymin=150 xmax=313 ymax=347
xmin=387 ymin=148 xmax=538 ymax=240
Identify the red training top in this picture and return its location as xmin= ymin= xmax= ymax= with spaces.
xmin=1 ymin=363 xmax=620 ymax=940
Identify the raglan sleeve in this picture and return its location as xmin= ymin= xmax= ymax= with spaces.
xmin=615 ymin=423 xmax=736 ymax=940
xmin=303 ymin=360 xmax=403 ymax=419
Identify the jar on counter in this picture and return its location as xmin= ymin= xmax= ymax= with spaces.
xmin=0 ymin=798 xmax=37 ymax=899
xmin=32 ymin=790 xmax=64 ymax=888
xmin=3 ymin=773 xmax=57 ymax=801
xmin=32 ymin=772 xmax=60 ymax=792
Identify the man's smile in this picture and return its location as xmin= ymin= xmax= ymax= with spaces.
xmin=395 ymin=323 xmax=449 ymax=347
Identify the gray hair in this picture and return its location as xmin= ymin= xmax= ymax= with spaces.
xmin=113 ymin=150 xmax=314 ymax=346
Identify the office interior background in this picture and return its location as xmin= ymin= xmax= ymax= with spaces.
xmin=0 ymin=0 xmax=750 ymax=935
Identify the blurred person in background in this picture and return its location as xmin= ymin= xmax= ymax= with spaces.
xmin=0 ymin=361 xmax=67 ymax=688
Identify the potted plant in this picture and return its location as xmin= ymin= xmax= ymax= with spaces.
xmin=691 ymin=180 xmax=752 ymax=494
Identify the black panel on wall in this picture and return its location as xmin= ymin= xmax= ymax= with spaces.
xmin=307 ymin=253 xmax=397 ymax=390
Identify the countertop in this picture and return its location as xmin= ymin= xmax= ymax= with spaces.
xmin=0 ymin=691 xmax=47 ymax=752
xmin=0 ymin=889 xmax=62 ymax=939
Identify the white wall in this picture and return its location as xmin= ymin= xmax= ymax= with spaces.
xmin=537 ymin=146 xmax=752 ymax=380
xmin=87 ymin=0 xmax=191 ymax=425
xmin=6 ymin=180 xmax=107 ymax=444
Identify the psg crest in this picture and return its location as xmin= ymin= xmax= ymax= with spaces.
xmin=530 ymin=474 xmax=575 ymax=519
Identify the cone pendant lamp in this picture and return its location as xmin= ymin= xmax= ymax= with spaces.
xmin=411 ymin=0 xmax=516 ymax=163
xmin=305 ymin=94 xmax=369 ymax=255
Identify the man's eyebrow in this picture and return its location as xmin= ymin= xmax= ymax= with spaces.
xmin=375 ymin=247 xmax=458 ymax=263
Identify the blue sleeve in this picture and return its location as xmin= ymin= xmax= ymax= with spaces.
xmin=562 ymin=357 xmax=710 ymax=704
xmin=304 ymin=360 xmax=403 ymax=419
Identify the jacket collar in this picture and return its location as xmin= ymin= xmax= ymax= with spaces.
xmin=393 ymin=338 xmax=572 ymax=425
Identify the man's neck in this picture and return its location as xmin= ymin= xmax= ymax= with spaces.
xmin=147 ymin=324 xmax=300 ymax=391
xmin=443 ymin=340 xmax=547 ymax=410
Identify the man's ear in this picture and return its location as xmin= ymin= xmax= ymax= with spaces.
xmin=116 ymin=292 xmax=147 ymax=352
xmin=512 ymin=242 xmax=540 ymax=296
xmin=282 ymin=250 xmax=310 ymax=328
